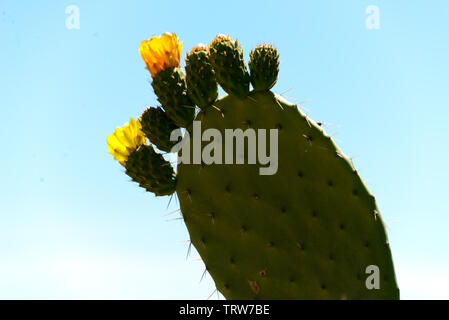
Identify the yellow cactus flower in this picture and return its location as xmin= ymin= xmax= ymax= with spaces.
xmin=139 ymin=32 xmax=183 ymax=78
xmin=107 ymin=118 xmax=147 ymax=166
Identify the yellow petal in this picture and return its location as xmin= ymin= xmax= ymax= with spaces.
xmin=107 ymin=118 xmax=147 ymax=166
xmin=139 ymin=32 xmax=182 ymax=78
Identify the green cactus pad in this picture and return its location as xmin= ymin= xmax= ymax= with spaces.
xmin=125 ymin=144 xmax=176 ymax=196
xmin=186 ymin=46 xmax=218 ymax=109
xmin=209 ymin=36 xmax=250 ymax=98
xmin=249 ymin=44 xmax=280 ymax=91
xmin=151 ymin=67 xmax=195 ymax=127
xmin=140 ymin=106 xmax=180 ymax=153
xmin=176 ymin=91 xmax=399 ymax=299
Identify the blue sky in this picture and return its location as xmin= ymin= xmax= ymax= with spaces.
xmin=0 ymin=0 xmax=448 ymax=299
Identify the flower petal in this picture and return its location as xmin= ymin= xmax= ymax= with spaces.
xmin=107 ymin=118 xmax=147 ymax=166
xmin=139 ymin=32 xmax=182 ymax=78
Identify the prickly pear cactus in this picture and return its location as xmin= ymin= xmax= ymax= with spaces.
xmin=107 ymin=32 xmax=399 ymax=299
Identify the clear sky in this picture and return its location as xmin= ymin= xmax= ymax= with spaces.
xmin=0 ymin=0 xmax=448 ymax=299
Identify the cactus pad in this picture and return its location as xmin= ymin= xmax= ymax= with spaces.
xmin=176 ymin=92 xmax=399 ymax=299
xmin=141 ymin=106 xmax=180 ymax=152
xmin=186 ymin=45 xmax=218 ymax=109
xmin=151 ymin=67 xmax=195 ymax=127
xmin=249 ymin=44 xmax=280 ymax=91
xmin=209 ymin=35 xmax=250 ymax=98
xmin=125 ymin=144 xmax=176 ymax=196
